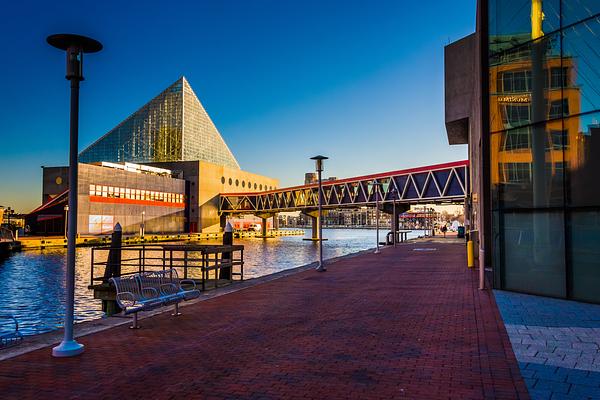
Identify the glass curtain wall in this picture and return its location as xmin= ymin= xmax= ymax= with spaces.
xmin=79 ymin=79 xmax=184 ymax=164
xmin=488 ymin=0 xmax=600 ymax=302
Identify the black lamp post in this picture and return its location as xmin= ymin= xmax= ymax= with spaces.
xmin=370 ymin=180 xmax=382 ymax=254
xmin=47 ymin=33 xmax=102 ymax=358
xmin=310 ymin=155 xmax=328 ymax=272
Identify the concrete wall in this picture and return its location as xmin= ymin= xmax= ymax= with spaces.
xmin=444 ymin=1 xmax=489 ymax=267
xmin=41 ymin=166 xmax=69 ymax=203
xmin=197 ymin=161 xmax=279 ymax=232
xmin=42 ymin=163 xmax=186 ymax=235
xmin=150 ymin=161 xmax=279 ymax=233
xmin=444 ymin=33 xmax=477 ymax=146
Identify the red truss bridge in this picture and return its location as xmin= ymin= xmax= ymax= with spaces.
xmin=219 ymin=160 xmax=469 ymax=214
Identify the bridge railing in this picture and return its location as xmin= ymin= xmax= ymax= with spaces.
xmin=219 ymin=160 xmax=468 ymax=214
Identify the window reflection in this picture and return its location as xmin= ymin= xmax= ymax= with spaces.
xmin=488 ymin=2 xmax=600 ymax=301
xmin=88 ymin=184 xmax=184 ymax=204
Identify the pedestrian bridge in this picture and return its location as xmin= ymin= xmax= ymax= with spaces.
xmin=219 ymin=160 xmax=468 ymax=214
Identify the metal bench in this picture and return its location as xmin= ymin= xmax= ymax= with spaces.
xmin=110 ymin=269 xmax=200 ymax=329
xmin=139 ymin=269 xmax=201 ymax=315
xmin=0 ymin=315 xmax=23 ymax=349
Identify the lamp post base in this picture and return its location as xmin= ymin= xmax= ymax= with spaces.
xmin=374 ymin=249 xmax=380 ymax=254
xmin=52 ymin=340 xmax=84 ymax=357
xmin=315 ymin=263 xmax=327 ymax=272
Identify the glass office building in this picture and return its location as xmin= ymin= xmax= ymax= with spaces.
xmin=445 ymin=1 xmax=600 ymax=303
xmin=79 ymin=77 xmax=240 ymax=170
xmin=488 ymin=1 xmax=600 ymax=302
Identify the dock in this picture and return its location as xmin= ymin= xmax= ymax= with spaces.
xmin=16 ymin=229 xmax=304 ymax=250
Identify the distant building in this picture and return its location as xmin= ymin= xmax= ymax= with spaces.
xmin=29 ymin=77 xmax=278 ymax=234
xmin=303 ymin=173 xmax=337 ymax=185
xmin=304 ymin=173 xmax=317 ymax=185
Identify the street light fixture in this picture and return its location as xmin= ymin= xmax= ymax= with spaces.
xmin=47 ymin=33 xmax=102 ymax=358
xmin=310 ymin=155 xmax=328 ymax=272
xmin=371 ymin=180 xmax=382 ymax=254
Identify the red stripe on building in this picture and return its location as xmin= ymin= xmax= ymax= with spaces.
xmin=89 ymin=196 xmax=185 ymax=208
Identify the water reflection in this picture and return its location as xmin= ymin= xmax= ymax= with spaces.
xmin=0 ymin=228 xmax=424 ymax=336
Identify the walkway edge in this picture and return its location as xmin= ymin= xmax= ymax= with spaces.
xmin=0 ymin=245 xmax=383 ymax=361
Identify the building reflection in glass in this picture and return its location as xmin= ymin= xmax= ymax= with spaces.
xmin=488 ymin=0 xmax=600 ymax=301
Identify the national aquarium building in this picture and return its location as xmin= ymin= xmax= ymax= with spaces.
xmin=79 ymin=77 xmax=240 ymax=169
xmin=445 ymin=1 xmax=600 ymax=302
xmin=30 ymin=77 xmax=278 ymax=235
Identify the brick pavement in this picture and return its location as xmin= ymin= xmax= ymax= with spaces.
xmin=495 ymin=290 xmax=600 ymax=400
xmin=0 ymin=240 xmax=528 ymax=399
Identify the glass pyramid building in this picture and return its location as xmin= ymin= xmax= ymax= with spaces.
xmin=79 ymin=77 xmax=240 ymax=169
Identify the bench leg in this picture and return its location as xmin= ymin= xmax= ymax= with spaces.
xmin=172 ymin=302 xmax=182 ymax=317
xmin=130 ymin=312 xmax=141 ymax=329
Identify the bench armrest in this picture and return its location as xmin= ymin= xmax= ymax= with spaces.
xmin=116 ymin=291 xmax=137 ymax=308
xmin=0 ymin=315 xmax=19 ymax=333
xmin=180 ymin=279 xmax=197 ymax=290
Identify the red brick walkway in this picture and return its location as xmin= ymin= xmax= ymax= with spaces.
xmin=0 ymin=241 xmax=528 ymax=399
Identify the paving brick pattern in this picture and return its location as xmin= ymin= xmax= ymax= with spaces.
xmin=496 ymin=291 xmax=600 ymax=400
xmin=0 ymin=242 xmax=528 ymax=399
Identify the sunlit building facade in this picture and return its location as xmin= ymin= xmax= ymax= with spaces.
xmin=445 ymin=0 xmax=600 ymax=302
xmin=30 ymin=162 xmax=186 ymax=235
xmin=30 ymin=77 xmax=278 ymax=234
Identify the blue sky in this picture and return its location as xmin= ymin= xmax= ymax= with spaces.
xmin=0 ymin=0 xmax=474 ymax=212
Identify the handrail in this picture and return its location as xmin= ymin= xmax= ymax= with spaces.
xmin=0 ymin=315 xmax=23 ymax=349
xmin=90 ymin=243 xmax=244 ymax=287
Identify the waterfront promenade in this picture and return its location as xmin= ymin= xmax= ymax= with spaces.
xmin=0 ymin=239 xmax=528 ymax=399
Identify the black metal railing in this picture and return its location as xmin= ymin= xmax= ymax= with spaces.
xmin=90 ymin=244 xmax=244 ymax=291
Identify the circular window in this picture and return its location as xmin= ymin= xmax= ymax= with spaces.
xmin=259 ymin=184 xmax=263 ymax=190
xmin=242 ymin=181 xmax=245 ymax=188
xmin=254 ymin=183 xmax=257 ymax=190
xmin=235 ymin=179 xmax=239 ymax=187
xmin=229 ymin=178 xmax=232 ymax=185
xmin=55 ymin=176 xmax=63 ymax=185
xmin=221 ymin=177 xmax=225 ymax=184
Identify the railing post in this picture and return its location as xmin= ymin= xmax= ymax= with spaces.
xmin=241 ymin=248 xmax=244 ymax=281
xmin=220 ymin=222 xmax=233 ymax=280
xmin=90 ymin=248 xmax=95 ymax=287
xmin=201 ymin=252 xmax=206 ymax=291
xmin=184 ymin=249 xmax=188 ymax=279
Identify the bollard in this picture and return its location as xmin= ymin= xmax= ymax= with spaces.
xmin=467 ymin=240 xmax=474 ymax=268
xmin=220 ymin=222 xmax=233 ymax=280
xmin=103 ymin=223 xmax=123 ymax=316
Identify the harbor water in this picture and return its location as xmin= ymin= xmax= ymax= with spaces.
xmin=0 ymin=228 xmax=425 ymax=336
